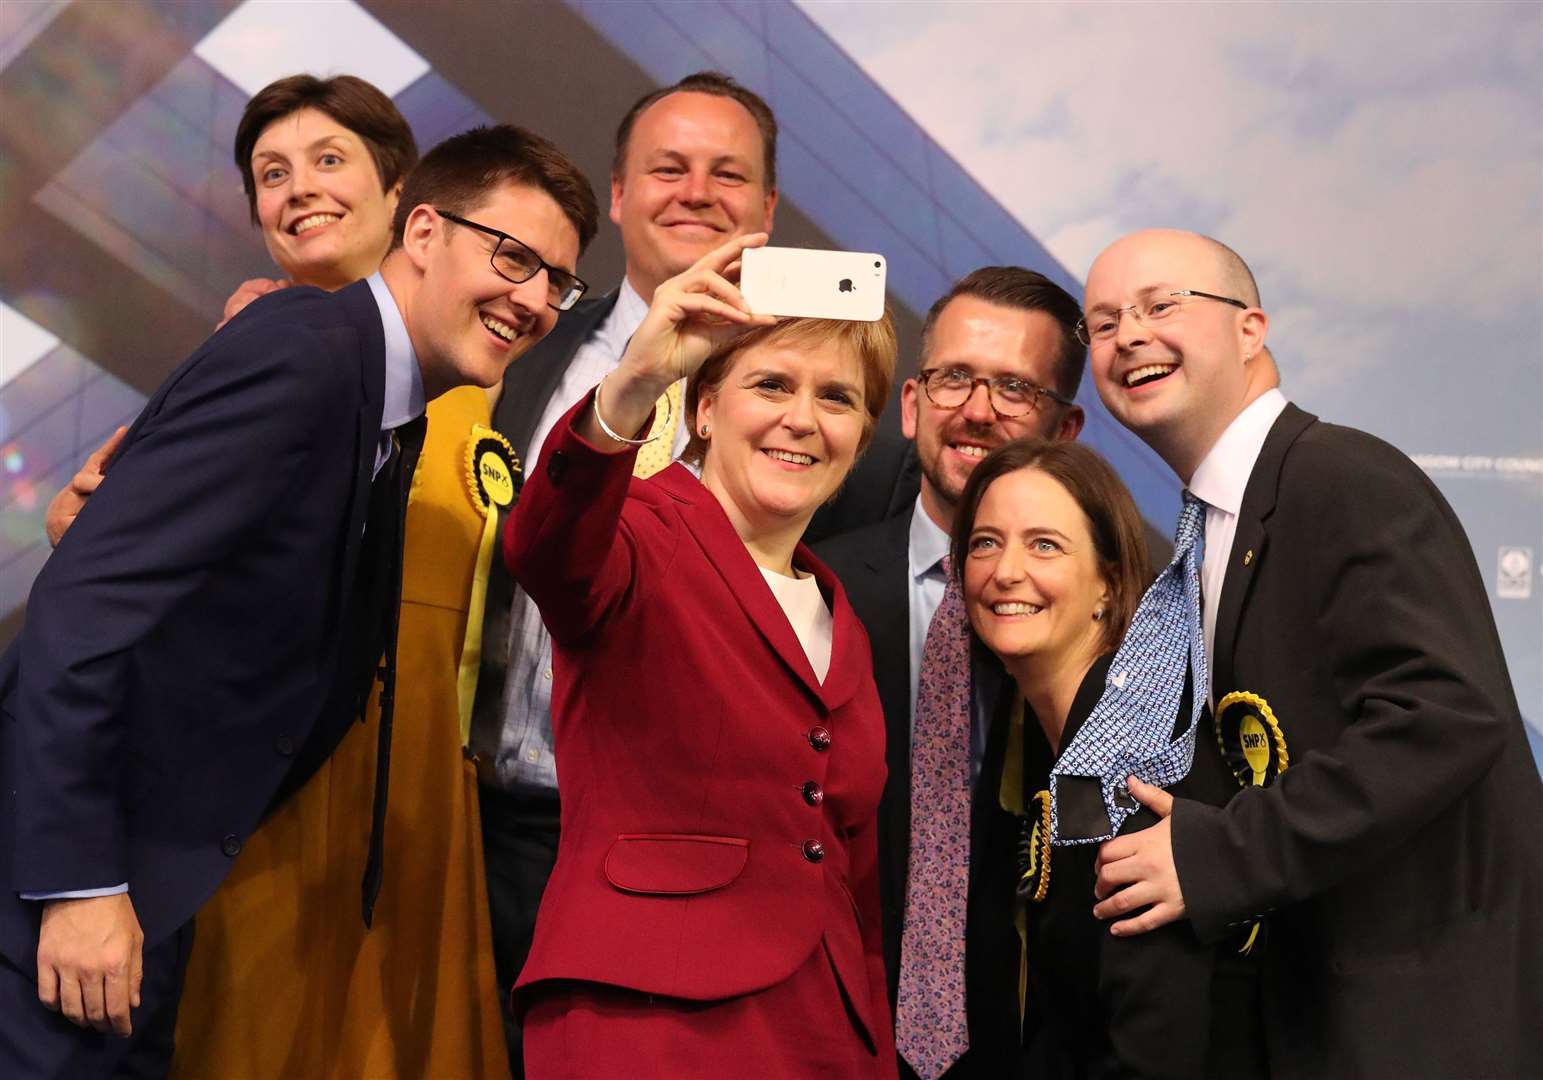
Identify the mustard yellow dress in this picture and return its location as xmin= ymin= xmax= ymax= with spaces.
xmin=171 ymin=387 xmax=510 ymax=1079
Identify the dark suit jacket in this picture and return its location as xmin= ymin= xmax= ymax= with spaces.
xmin=816 ymin=511 xmax=1022 ymax=1078
xmin=0 ymin=281 xmax=387 ymax=970
xmin=506 ymin=396 xmax=895 ymax=1072
xmin=807 ymin=427 xmax=922 ymax=545
xmin=1172 ymin=403 xmax=1543 ymax=1079
xmin=1018 ymin=656 xmax=1249 ymax=1080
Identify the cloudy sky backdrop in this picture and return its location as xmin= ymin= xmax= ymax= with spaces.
xmin=803 ymin=0 xmax=1542 ymax=730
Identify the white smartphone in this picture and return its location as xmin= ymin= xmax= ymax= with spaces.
xmin=739 ymin=246 xmax=887 ymax=322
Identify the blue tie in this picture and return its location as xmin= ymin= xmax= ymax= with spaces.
xmin=1049 ymin=491 xmax=1208 ymax=844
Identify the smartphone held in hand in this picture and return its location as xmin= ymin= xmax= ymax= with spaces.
xmin=739 ymin=247 xmax=886 ymax=322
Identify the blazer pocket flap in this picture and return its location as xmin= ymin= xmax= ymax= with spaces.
xmin=604 ymin=833 xmax=750 ymax=896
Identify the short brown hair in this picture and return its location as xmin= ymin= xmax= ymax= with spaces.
xmin=950 ymin=438 xmax=1150 ymax=653
xmin=389 ymin=124 xmax=600 ymax=254
xmin=613 ymin=71 xmax=778 ymax=190
xmin=682 ymin=314 xmax=897 ymax=467
xmin=233 ymin=74 xmax=418 ymax=227
xmin=921 ymin=266 xmax=1086 ymax=400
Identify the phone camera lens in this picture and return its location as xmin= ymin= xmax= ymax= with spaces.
xmin=873 ymin=260 xmax=882 ymax=268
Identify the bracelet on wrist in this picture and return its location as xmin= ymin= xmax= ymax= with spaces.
xmin=593 ymin=375 xmax=670 ymax=446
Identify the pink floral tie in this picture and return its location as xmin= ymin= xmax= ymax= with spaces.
xmin=894 ymin=559 xmax=971 ymax=1079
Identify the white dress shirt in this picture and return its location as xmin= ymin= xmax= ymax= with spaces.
xmin=522 ymin=279 xmax=688 ymax=464
xmin=1186 ymin=388 xmax=1289 ymax=667
xmin=760 ymin=567 xmax=834 ymax=684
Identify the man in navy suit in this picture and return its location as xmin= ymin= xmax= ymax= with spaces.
xmin=0 ymin=123 xmax=596 ymax=1077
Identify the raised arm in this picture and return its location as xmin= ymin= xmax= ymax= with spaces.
xmin=503 ymin=234 xmax=773 ymax=643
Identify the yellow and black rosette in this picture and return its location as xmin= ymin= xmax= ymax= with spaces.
xmin=465 ymin=427 xmax=520 ymax=515
xmin=1018 ymin=789 xmax=1053 ymax=904
xmin=456 ymin=425 xmax=521 ymax=747
xmin=1215 ymin=691 xmax=1290 ymax=790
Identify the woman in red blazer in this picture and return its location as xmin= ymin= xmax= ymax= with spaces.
xmin=505 ymin=234 xmax=899 ymax=1078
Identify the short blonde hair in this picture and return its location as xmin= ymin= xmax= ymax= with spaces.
xmin=682 ymin=314 xmax=897 ymax=467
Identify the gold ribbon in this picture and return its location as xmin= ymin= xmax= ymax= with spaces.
xmin=456 ymin=425 xmax=520 ymax=748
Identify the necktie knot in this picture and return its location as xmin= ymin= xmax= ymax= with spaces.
xmin=1175 ymin=490 xmax=1207 ymax=556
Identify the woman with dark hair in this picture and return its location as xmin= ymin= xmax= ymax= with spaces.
xmin=951 ymin=439 xmax=1237 ymax=1079
xmin=506 ymin=233 xmax=900 ymax=1077
xmin=38 ymin=73 xmax=516 ymax=1079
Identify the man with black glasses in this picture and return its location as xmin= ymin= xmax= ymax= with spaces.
xmin=0 ymin=124 xmax=596 ymax=1076
xmin=818 ymin=267 xmax=1093 ymax=1078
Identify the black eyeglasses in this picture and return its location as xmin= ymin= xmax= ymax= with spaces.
xmin=917 ymin=368 xmax=1075 ymax=418
xmin=435 ymin=209 xmax=588 ymax=311
xmin=1075 ymin=289 xmax=1247 ymax=345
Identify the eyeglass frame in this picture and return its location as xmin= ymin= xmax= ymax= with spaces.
xmin=1075 ymin=289 xmax=1248 ymax=346
xmin=915 ymin=367 xmax=1076 ymax=419
xmin=434 ymin=209 xmax=589 ymax=311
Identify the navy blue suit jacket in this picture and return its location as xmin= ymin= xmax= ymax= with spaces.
xmin=0 ymin=280 xmax=387 ymax=968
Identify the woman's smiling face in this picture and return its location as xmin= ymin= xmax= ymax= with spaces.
xmin=697 ymin=338 xmax=868 ymax=536
xmin=250 ymin=107 xmax=398 ymax=289
xmin=963 ymin=465 xmax=1110 ymax=675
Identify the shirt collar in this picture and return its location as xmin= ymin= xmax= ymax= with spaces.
xmin=908 ymin=496 xmax=951 ymax=581
xmin=366 ymin=271 xmax=425 ymax=432
xmin=604 ymin=278 xmax=649 ymax=354
xmin=1189 ymin=387 xmax=1288 ymax=515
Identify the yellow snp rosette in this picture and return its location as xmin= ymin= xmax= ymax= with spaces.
xmin=455 ymin=425 xmax=520 ymax=747
xmin=1214 ymin=690 xmax=1290 ymax=955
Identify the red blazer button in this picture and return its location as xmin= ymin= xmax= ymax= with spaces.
xmin=807 ymin=726 xmax=831 ymax=752
xmin=801 ymin=781 xmax=824 ymax=806
xmin=801 ymin=839 xmax=825 ymax=863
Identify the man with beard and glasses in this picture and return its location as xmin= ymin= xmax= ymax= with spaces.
xmin=817 ymin=267 xmax=1170 ymax=1079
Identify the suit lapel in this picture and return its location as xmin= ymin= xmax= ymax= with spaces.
xmin=655 ymin=465 xmax=847 ymax=710
xmin=337 ymin=280 xmax=388 ymax=602
xmin=492 ymin=290 xmax=618 ymax=461
xmin=854 ymin=513 xmax=913 ymax=731
xmin=1211 ymin=404 xmax=1317 ymax=696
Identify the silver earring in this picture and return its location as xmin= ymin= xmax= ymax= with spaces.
xmin=700 ymin=424 xmax=710 ymax=438
xmin=1092 ymin=607 xmax=1105 ymax=621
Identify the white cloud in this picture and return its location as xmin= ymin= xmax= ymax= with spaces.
xmin=799 ymin=0 xmax=1542 ymax=401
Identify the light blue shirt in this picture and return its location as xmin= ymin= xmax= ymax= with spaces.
xmin=26 ymin=274 xmax=420 ymax=901
xmin=907 ymin=499 xmax=1000 ymax=787
xmin=468 ymin=282 xmax=654 ymax=796
xmin=367 ymin=271 xmax=426 ymax=476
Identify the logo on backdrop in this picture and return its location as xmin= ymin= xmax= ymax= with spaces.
xmin=1498 ymin=547 xmax=1534 ymax=600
